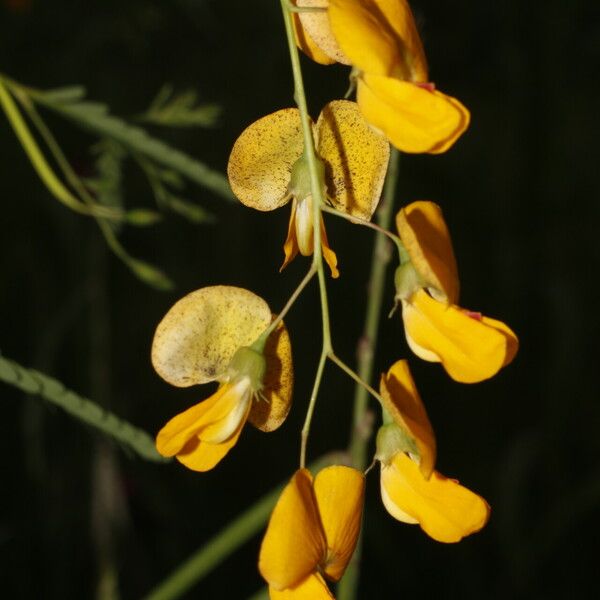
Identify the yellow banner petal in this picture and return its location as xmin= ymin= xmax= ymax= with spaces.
xmin=396 ymin=200 xmax=459 ymax=304
xmin=228 ymin=108 xmax=304 ymax=211
xmin=328 ymin=0 xmax=405 ymax=77
xmin=316 ymin=100 xmax=389 ymax=221
xmin=357 ymin=76 xmax=470 ymax=154
xmin=270 ymin=573 xmax=334 ymax=600
xmin=175 ymin=416 xmax=245 ymax=472
xmin=380 ymin=360 xmax=436 ymax=479
xmin=297 ymin=1 xmax=349 ymax=64
xmin=259 ymin=469 xmax=326 ymax=591
xmin=313 ymin=466 xmax=365 ymax=582
xmin=152 ymin=286 xmax=272 ymax=386
xmin=402 ymin=290 xmax=517 ymax=383
xmin=381 ymin=453 xmax=490 ymax=543
xmin=249 ymin=319 xmax=294 ymax=432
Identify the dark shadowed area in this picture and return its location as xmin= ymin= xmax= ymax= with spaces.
xmin=1 ymin=0 xmax=598 ymax=598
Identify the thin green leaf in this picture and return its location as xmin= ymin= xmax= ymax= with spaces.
xmin=33 ymin=89 xmax=234 ymax=201
xmin=0 ymin=355 xmax=168 ymax=463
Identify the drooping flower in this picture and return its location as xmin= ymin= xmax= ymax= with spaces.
xmin=293 ymin=0 xmax=470 ymax=153
xmin=228 ymin=100 xmax=389 ymax=278
xmin=259 ymin=465 xmax=365 ymax=598
xmin=376 ymin=360 xmax=490 ymax=542
xmin=152 ymin=286 xmax=293 ymax=471
xmin=394 ymin=200 xmax=518 ymax=383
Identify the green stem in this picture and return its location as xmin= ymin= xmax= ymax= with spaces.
xmin=300 ymin=350 xmax=328 ymax=468
xmin=0 ymin=355 xmax=166 ymax=463
xmin=258 ymin=265 xmax=316 ymax=344
xmin=337 ymin=147 xmax=401 ymax=600
xmin=143 ymin=452 xmax=344 ymax=600
xmin=328 ymin=352 xmax=385 ymax=407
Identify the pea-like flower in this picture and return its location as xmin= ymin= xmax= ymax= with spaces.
xmin=152 ymin=286 xmax=293 ymax=471
xmin=293 ymin=0 xmax=470 ymax=153
xmin=259 ymin=465 xmax=365 ymax=598
xmin=394 ymin=201 xmax=518 ymax=383
xmin=228 ymin=100 xmax=389 ymax=278
xmin=376 ymin=360 xmax=490 ymax=542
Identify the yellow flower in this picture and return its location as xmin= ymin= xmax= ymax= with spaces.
xmin=394 ymin=201 xmax=518 ymax=383
xmin=152 ymin=286 xmax=293 ymax=471
xmin=293 ymin=0 xmax=470 ymax=153
xmin=377 ymin=360 xmax=490 ymax=542
xmin=228 ymin=100 xmax=389 ymax=278
xmin=259 ymin=466 xmax=365 ymax=598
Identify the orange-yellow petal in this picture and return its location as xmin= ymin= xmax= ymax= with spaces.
xmin=259 ymin=469 xmax=327 ymax=591
xmin=281 ymin=200 xmax=300 ymax=273
xmin=296 ymin=1 xmax=349 ymax=64
xmin=330 ymin=0 xmax=396 ymax=75
xmin=357 ymin=76 xmax=470 ymax=154
xmin=396 ymin=201 xmax=459 ymax=303
xmin=249 ymin=319 xmax=294 ymax=432
xmin=315 ymin=100 xmax=389 ymax=221
xmin=402 ymin=289 xmax=518 ymax=383
xmin=313 ymin=466 xmax=365 ymax=581
xmin=175 ymin=414 xmax=246 ymax=472
xmin=320 ymin=217 xmax=339 ymax=279
xmin=270 ymin=573 xmax=334 ymax=600
xmin=379 ymin=360 xmax=436 ymax=479
xmin=228 ymin=108 xmax=304 ymax=211
xmin=152 ymin=286 xmax=272 ymax=387
xmin=381 ymin=453 xmax=490 ymax=543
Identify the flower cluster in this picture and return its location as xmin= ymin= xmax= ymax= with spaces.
xmin=151 ymin=1 xmax=518 ymax=598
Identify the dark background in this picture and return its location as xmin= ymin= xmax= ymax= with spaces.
xmin=1 ymin=0 xmax=599 ymax=598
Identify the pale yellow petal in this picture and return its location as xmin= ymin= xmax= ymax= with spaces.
xmin=293 ymin=8 xmax=336 ymax=65
xmin=228 ymin=108 xmax=303 ymax=210
xmin=396 ymin=201 xmax=459 ymax=304
xmin=249 ymin=319 xmax=294 ymax=432
xmin=313 ymin=466 xmax=365 ymax=582
xmin=259 ymin=469 xmax=326 ymax=591
xmin=269 ymin=573 xmax=334 ymax=600
xmin=402 ymin=290 xmax=517 ymax=383
xmin=316 ymin=100 xmax=389 ymax=221
xmin=176 ymin=415 xmax=246 ymax=472
xmin=380 ymin=475 xmax=418 ymax=524
xmin=381 ymin=454 xmax=490 ymax=543
xmin=357 ymin=76 xmax=470 ymax=154
xmin=297 ymin=1 xmax=349 ymax=64
xmin=379 ymin=360 xmax=436 ymax=479
xmin=152 ymin=286 xmax=271 ymax=386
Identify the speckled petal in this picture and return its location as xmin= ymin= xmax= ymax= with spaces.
xmin=152 ymin=286 xmax=272 ymax=386
xmin=228 ymin=108 xmax=304 ymax=211
xmin=297 ymin=0 xmax=350 ymax=64
xmin=293 ymin=7 xmax=336 ymax=65
xmin=379 ymin=360 xmax=436 ymax=479
xmin=248 ymin=319 xmax=294 ymax=432
xmin=316 ymin=100 xmax=389 ymax=221
xmin=357 ymin=76 xmax=470 ymax=154
xmin=396 ymin=201 xmax=459 ymax=304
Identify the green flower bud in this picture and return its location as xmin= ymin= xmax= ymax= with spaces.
xmin=375 ymin=423 xmax=418 ymax=466
xmin=227 ymin=346 xmax=267 ymax=392
xmin=288 ymin=152 xmax=325 ymax=202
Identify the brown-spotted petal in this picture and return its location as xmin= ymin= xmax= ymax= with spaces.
xmin=228 ymin=108 xmax=304 ymax=211
xmin=316 ymin=100 xmax=389 ymax=221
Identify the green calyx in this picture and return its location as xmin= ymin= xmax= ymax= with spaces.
xmin=227 ymin=346 xmax=267 ymax=392
xmin=375 ymin=423 xmax=418 ymax=466
xmin=393 ymin=261 xmax=423 ymax=302
xmin=289 ymin=151 xmax=325 ymax=202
